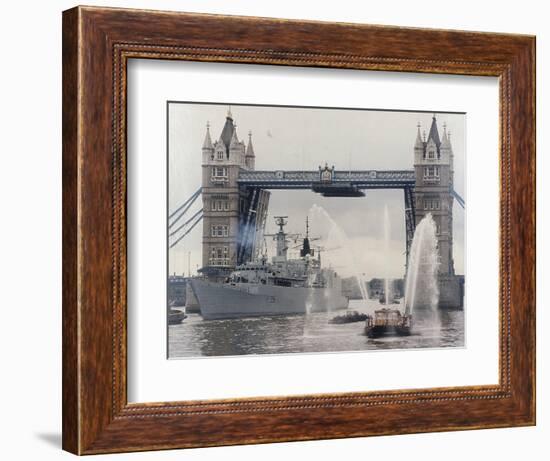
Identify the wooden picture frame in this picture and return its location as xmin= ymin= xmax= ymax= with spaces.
xmin=62 ymin=5 xmax=535 ymax=455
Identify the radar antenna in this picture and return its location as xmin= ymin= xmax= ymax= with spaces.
xmin=273 ymin=216 xmax=288 ymax=233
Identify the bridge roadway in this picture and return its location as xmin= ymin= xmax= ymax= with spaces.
xmin=237 ymin=169 xmax=416 ymax=189
xmin=236 ymin=169 xmax=418 ymax=261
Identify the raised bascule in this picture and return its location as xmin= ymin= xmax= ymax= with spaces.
xmin=170 ymin=109 xmax=465 ymax=309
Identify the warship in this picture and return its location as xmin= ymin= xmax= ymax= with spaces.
xmin=189 ymin=217 xmax=349 ymax=320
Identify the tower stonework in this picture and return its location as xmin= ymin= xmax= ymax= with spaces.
xmin=413 ymin=115 xmax=463 ymax=308
xmin=413 ymin=115 xmax=455 ymax=276
xmin=200 ymin=109 xmax=259 ymax=280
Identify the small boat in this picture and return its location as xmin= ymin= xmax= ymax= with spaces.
xmin=364 ymin=308 xmax=412 ymax=338
xmin=168 ymin=308 xmax=187 ymax=325
xmin=329 ymin=310 xmax=369 ymax=324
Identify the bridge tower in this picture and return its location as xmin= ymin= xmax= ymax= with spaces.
xmin=413 ymin=115 xmax=455 ymax=276
xmin=200 ymin=109 xmax=269 ymax=280
xmin=414 ymin=115 xmax=463 ymax=308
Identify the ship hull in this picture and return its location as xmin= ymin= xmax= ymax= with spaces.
xmin=365 ymin=325 xmax=412 ymax=338
xmin=190 ymin=279 xmax=349 ymax=320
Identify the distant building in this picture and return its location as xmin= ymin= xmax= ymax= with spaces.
xmin=341 ymin=277 xmax=405 ymax=300
xmin=167 ymin=275 xmax=187 ymax=306
xmin=368 ymin=278 xmax=404 ymax=299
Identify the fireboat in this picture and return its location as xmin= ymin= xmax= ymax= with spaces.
xmin=364 ymin=308 xmax=412 ymax=338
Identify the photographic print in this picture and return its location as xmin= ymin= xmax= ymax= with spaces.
xmin=167 ymin=103 xmax=465 ymax=358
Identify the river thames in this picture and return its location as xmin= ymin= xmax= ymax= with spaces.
xmin=168 ymin=299 xmax=464 ymax=358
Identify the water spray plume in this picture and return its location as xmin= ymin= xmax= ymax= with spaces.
xmin=404 ymin=213 xmax=440 ymax=316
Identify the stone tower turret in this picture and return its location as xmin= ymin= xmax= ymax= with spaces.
xmin=202 ymin=121 xmax=214 ymax=164
xmin=245 ymin=130 xmax=256 ymax=170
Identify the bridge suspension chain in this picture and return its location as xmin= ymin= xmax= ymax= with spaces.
xmin=168 ymin=187 xmax=202 ymax=228
xmin=169 ymin=211 xmax=203 ymax=249
xmin=168 ymin=187 xmax=204 ymax=248
xmin=169 ymin=208 xmax=203 ymax=237
xmin=451 ymin=189 xmax=465 ymax=209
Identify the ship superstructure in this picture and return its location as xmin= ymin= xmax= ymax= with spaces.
xmin=189 ymin=217 xmax=349 ymax=319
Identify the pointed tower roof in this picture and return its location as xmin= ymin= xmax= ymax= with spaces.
xmin=246 ymin=130 xmax=255 ymax=157
xmin=202 ymin=121 xmax=213 ymax=150
xmin=229 ymin=123 xmax=240 ymax=148
xmin=427 ymin=114 xmax=441 ymax=148
xmin=218 ymin=108 xmax=235 ymax=153
xmin=415 ymin=122 xmax=423 ymax=148
xmin=440 ymin=121 xmax=451 ymax=149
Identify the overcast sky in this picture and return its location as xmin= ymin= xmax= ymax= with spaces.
xmin=168 ymin=103 xmax=465 ymax=280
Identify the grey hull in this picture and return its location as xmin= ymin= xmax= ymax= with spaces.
xmin=189 ymin=279 xmax=349 ymax=320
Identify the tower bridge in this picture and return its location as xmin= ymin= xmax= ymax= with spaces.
xmin=237 ymin=169 xmax=415 ymax=189
xmin=169 ymin=109 xmax=465 ymax=308
xmin=236 ymin=167 xmax=417 ymax=267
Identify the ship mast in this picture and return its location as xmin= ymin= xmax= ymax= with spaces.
xmin=273 ymin=216 xmax=289 ymax=262
xmin=300 ymin=216 xmax=313 ymax=258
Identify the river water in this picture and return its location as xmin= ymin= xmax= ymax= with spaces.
xmin=168 ymin=299 xmax=464 ymax=358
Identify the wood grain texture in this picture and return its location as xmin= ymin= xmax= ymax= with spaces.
xmin=61 ymin=7 xmax=79 ymax=454
xmin=62 ymin=5 xmax=536 ymax=455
